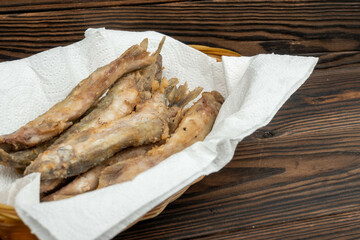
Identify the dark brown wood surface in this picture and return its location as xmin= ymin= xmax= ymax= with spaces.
xmin=1 ymin=1 xmax=359 ymax=239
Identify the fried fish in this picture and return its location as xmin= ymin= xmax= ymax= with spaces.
xmin=25 ymin=79 xmax=174 ymax=180
xmin=0 ymin=38 xmax=161 ymax=151
xmin=41 ymin=82 xmax=202 ymax=200
xmin=41 ymin=144 xmax=154 ymax=201
xmin=37 ymin=53 xmax=163 ymax=192
xmin=97 ymin=91 xmax=224 ymax=188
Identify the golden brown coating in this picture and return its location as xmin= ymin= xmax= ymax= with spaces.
xmin=41 ymin=80 xmax=203 ymax=201
xmin=98 ymin=91 xmax=224 ymax=188
xmin=40 ymin=178 xmax=67 ymax=195
xmin=0 ymin=140 xmax=54 ymax=169
xmin=35 ymin=54 xmax=163 ymax=193
xmin=0 ymin=39 xmax=158 ymax=151
xmin=25 ymin=88 xmax=171 ymax=180
xmin=41 ymin=144 xmax=154 ymax=201
xmin=0 ymin=53 xmax=163 ymax=170
xmin=0 ymin=36 xmax=224 ymax=203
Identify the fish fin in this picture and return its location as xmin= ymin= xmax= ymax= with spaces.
xmin=139 ymin=38 xmax=148 ymax=50
xmin=152 ymin=36 xmax=166 ymax=57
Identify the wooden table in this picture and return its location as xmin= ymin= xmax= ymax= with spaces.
xmin=1 ymin=1 xmax=359 ymax=239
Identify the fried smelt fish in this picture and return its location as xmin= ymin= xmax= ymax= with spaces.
xmin=0 ymin=100 xmax=105 ymax=170
xmin=53 ymin=53 xmax=163 ymax=146
xmin=25 ymin=81 xmax=174 ymax=180
xmin=0 ymin=39 xmax=164 ymax=170
xmin=36 ymin=55 xmax=163 ymax=192
xmin=42 ymin=144 xmax=154 ymax=201
xmin=0 ymin=140 xmax=53 ymax=169
xmin=0 ymin=68 xmax=152 ymax=169
xmin=40 ymin=178 xmax=70 ymax=195
xmin=0 ymin=96 xmax=110 ymax=169
xmin=41 ymin=83 xmax=200 ymax=201
xmin=98 ymin=91 xmax=224 ymax=188
xmin=165 ymin=81 xmax=203 ymax=133
xmin=0 ymin=38 xmax=163 ymax=151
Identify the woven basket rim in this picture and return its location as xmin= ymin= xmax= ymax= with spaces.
xmin=0 ymin=44 xmax=241 ymax=238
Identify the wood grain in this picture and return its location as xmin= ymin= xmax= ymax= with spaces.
xmin=251 ymin=66 xmax=360 ymax=138
xmin=197 ymin=210 xmax=360 ymax=240
xmin=115 ymin=63 xmax=360 ymax=239
xmin=0 ymin=0 xmax=186 ymax=13
xmin=0 ymin=1 xmax=359 ymax=239
xmin=0 ymin=1 xmax=359 ymax=61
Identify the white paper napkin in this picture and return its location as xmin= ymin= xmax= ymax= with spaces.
xmin=0 ymin=28 xmax=318 ymax=240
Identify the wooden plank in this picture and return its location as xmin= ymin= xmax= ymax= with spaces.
xmin=0 ymin=0 xmax=185 ymax=13
xmin=114 ymin=63 xmax=360 ymax=239
xmin=0 ymin=0 xmax=357 ymax=14
xmin=0 ymin=2 xmax=358 ymax=239
xmin=250 ymin=65 xmax=360 ymax=139
xmin=0 ymin=1 xmax=359 ymax=61
xmin=309 ymin=51 xmax=360 ymax=70
xmin=196 ymin=210 xmax=360 ymax=240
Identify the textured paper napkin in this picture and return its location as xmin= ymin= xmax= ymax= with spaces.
xmin=0 ymin=28 xmax=318 ymax=240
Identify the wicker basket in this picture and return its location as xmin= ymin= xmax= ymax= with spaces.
xmin=0 ymin=45 xmax=240 ymax=240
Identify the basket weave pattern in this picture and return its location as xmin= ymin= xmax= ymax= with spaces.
xmin=0 ymin=45 xmax=240 ymax=240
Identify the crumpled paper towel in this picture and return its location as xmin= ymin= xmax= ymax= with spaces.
xmin=0 ymin=28 xmax=318 ymax=240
